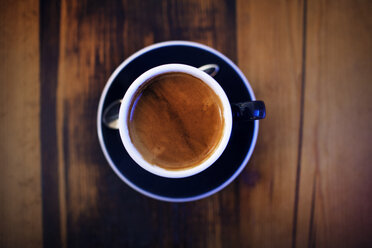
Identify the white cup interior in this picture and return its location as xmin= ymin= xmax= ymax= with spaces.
xmin=118 ymin=64 xmax=232 ymax=178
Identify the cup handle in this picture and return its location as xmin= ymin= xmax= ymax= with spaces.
xmin=231 ymin=101 xmax=266 ymax=121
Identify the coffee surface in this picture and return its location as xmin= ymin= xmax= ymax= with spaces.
xmin=128 ymin=72 xmax=224 ymax=170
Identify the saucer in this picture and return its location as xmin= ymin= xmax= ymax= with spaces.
xmin=97 ymin=41 xmax=258 ymax=202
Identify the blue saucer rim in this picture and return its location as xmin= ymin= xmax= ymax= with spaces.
xmin=97 ymin=40 xmax=259 ymax=202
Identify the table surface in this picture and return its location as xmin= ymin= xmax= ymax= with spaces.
xmin=1 ymin=0 xmax=371 ymax=247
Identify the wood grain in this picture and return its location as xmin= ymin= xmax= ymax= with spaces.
xmin=296 ymin=0 xmax=372 ymax=247
xmin=54 ymin=0 xmax=239 ymax=247
xmin=0 ymin=0 xmax=42 ymax=247
xmin=237 ymin=0 xmax=305 ymax=247
xmin=39 ymin=0 xmax=64 ymax=247
xmin=1 ymin=0 xmax=371 ymax=247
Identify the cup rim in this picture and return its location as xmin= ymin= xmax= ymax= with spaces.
xmin=97 ymin=40 xmax=259 ymax=202
xmin=118 ymin=64 xmax=233 ymax=178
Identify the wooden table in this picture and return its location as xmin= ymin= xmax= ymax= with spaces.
xmin=1 ymin=0 xmax=371 ymax=247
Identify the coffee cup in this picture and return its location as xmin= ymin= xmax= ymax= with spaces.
xmin=118 ymin=64 xmax=231 ymax=178
xmin=115 ymin=63 xmax=265 ymax=178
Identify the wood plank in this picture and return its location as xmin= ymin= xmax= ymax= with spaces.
xmin=236 ymin=0 xmax=305 ymax=247
xmin=56 ymin=0 xmax=239 ymax=247
xmin=296 ymin=0 xmax=372 ymax=247
xmin=0 ymin=0 xmax=42 ymax=248
xmin=39 ymin=0 xmax=64 ymax=247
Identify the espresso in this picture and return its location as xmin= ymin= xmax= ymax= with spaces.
xmin=127 ymin=72 xmax=224 ymax=170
